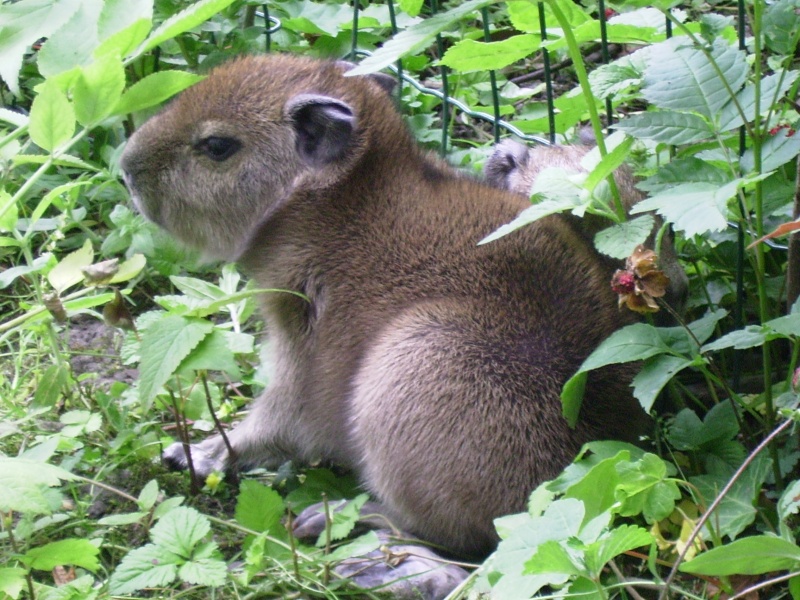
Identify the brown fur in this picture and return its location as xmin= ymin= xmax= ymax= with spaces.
xmin=121 ymin=54 xmax=647 ymax=557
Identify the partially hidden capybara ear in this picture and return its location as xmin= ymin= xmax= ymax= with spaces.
xmin=483 ymin=139 xmax=531 ymax=190
xmin=285 ymin=93 xmax=356 ymax=168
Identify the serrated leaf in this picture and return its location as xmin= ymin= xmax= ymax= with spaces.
xmin=22 ymin=538 xmax=99 ymax=572
xmin=701 ymin=326 xmax=768 ymax=352
xmin=0 ymin=456 xmax=65 ymax=512
xmin=137 ymin=316 xmax=213 ymax=405
xmin=631 ymin=181 xmax=737 ymax=237
xmin=95 ymin=0 xmax=152 ymax=57
xmin=109 ymin=544 xmax=180 ymax=594
xmin=326 ymin=531 xmax=382 ymax=562
xmin=639 ymin=158 xmax=731 ymax=194
xmin=764 ymin=0 xmax=800 ymax=55
xmin=615 ymin=111 xmax=713 ymax=144
xmin=0 ymin=0 xmax=82 ymax=94
xmin=643 ymin=38 xmax=748 ymax=119
xmin=73 ymin=54 xmax=125 ymax=126
xmin=680 ymin=536 xmax=800 ymax=575
xmin=108 ymin=253 xmax=146 ymax=284
xmin=440 ymin=35 xmax=540 ymax=72
xmin=564 ymin=452 xmax=628 ymax=522
xmin=0 ymin=107 xmax=29 ymax=128
xmin=525 ymin=540 xmax=583 ymax=576
xmin=28 ymin=81 xmax=76 ymax=153
xmin=741 ymin=127 xmax=800 ymax=173
xmin=588 ymin=62 xmax=642 ymax=100
xmin=47 ymin=239 xmax=93 ymax=294
xmin=32 ymin=364 xmax=69 ymax=408
xmin=114 ymin=71 xmax=205 ymax=115
xmin=178 ymin=329 xmax=240 ymax=377
xmin=594 ymin=215 xmax=654 ymax=259
xmin=719 ymin=72 xmax=799 ymax=131
xmin=348 ymin=0 xmax=497 ymax=75
xmin=507 ymin=0 xmax=540 ymax=33
xmin=235 ymin=480 xmax=285 ymax=534
xmin=778 ymin=480 xmax=800 ymax=522
xmin=134 ymin=0 xmax=239 ymax=58
xmin=36 ymin=1 xmax=101 ymax=79
xmin=585 ymin=525 xmax=652 ymax=574
xmin=0 ymin=567 xmax=27 ymax=599
xmin=150 ymin=506 xmax=211 ymax=557
xmin=632 ymin=355 xmax=693 ymax=412
xmin=326 ymin=494 xmax=370 ymax=544
xmin=178 ymin=555 xmax=227 ymax=587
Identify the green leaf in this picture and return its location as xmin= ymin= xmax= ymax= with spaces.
xmin=72 ymin=54 xmax=125 ymax=126
xmin=137 ymin=316 xmax=213 ymax=405
xmin=0 ymin=567 xmax=27 ymax=599
xmin=764 ymin=0 xmax=800 ymax=55
xmin=137 ymin=479 xmax=159 ymax=511
xmin=326 ymin=531 xmax=382 ymax=561
xmin=631 ymin=181 xmax=737 ymax=237
xmin=479 ymin=197 xmax=582 ymax=245
xmin=680 ymin=536 xmax=800 ymax=575
xmin=32 ymin=364 xmax=69 ymax=408
xmin=610 ymin=0 xmax=682 ymax=10
xmin=588 ymin=61 xmax=643 ymax=100
xmin=235 ymin=480 xmax=285 ymax=534
xmin=564 ymin=452 xmax=628 ymax=522
xmin=178 ymin=554 xmax=227 ymax=587
xmin=150 ymin=506 xmax=211 ymax=557
xmin=639 ymin=158 xmax=731 ymax=194
xmin=778 ymin=480 xmax=800 ymax=522
xmin=594 ymin=215 xmax=655 ymax=259
xmin=177 ymin=329 xmax=241 ymax=378
xmin=0 ymin=457 xmax=76 ymax=513
xmin=615 ymin=454 xmax=680 ymax=522
xmin=108 ymin=253 xmax=147 ymax=284
xmin=561 ymin=370 xmax=587 ymax=427
xmin=524 ymin=540 xmax=583 ymax=577
xmin=507 ymin=0 xmax=540 ymax=33
xmin=348 ymin=0 xmax=497 ymax=75
xmin=584 ymin=525 xmax=652 ymax=575
xmin=22 ymin=539 xmax=99 ymax=572
xmin=0 ymin=0 xmax=82 ymax=94
xmin=109 ymin=544 xmax=180 ymax=594
xmin=667 ymin=403 xmax=739 ymax=451
xmin=114 ymin=71 xmax=205 ymax=115
xmin=36 ymin=1 xmax=101 ymax=79
xmin=134 ymin=0 xmax=240 ymax=58
xmin=28 ymin=81 xmax=76 ymax=153
xmin=615 ymin=110 xmax=713 ymax=144
xmin=701 ymin=325 xmax=768 ymax=352
xmin=324 ymin=494 xmax=370 ymax=544
xmin=718 ymin=72 xmax=800 ymax=131
xmin=741 ymin=126 xmax=800 ymax=173
xmin=95 ymin=0 xmax=152 ymax=57
xmin=440 ymin=35 xmax=540 ymax=72
xmin=398 ymin=0 xmax=425 ymax=17
xmin=580 ymin=323 xmax=669 ymax=372
xmin=642 ymin=39 xmax=748 ymax=119
xmin=632 ymin=355 xmax=693 ymax=412
xmin=0 ymin=254 xmax=53 ymax=290
xmin=47 ymin=239 xmax=93 ymax=294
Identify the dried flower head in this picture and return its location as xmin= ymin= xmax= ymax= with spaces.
xmin=611 ymin=245 xmax=670 ymax=314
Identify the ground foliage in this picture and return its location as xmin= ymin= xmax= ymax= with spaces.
xmin=0 ymin=0 xmax=799 ymax=598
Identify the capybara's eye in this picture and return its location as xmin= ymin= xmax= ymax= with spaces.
xmin=196 ymin=136 xmax=241 ymax=161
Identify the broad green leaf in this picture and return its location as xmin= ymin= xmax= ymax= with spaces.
xmin=581 ymin=131 xmax=633 ymax=191
xmin=561 ymin=370 xmax=587 ymax=427
xmin=615 ymin=454 xmax=680 ymax=522
xmin=177 ymin=330 xmax=241 ymax=377
xmin=326 ymin=531 xmax=382 ymax=561
xmin=667 ymin=402 xmax=740 ymax=451
xmin=137 ymin=316 xmax=213 ymax=405
xmin=28 ymin=81 xmax=76 ymax=153
xmin=235 ymin=480 xmax=285 ymax=534
xmin=594 ymin=215 xmax=654 ymax=259
xmin=348 ymin=0 xmax=497 ymax=75
xmin=324 ymin=494 xmax=370 ymax=545
xmin=680 ymin=536 xmax=800 ymax=575
xmin=507 ymin=0 xmax=540 ymax=33
xmin=99 ymin=512 xmax=148 ymax=526
xmin=109 ymin=544 xmax=180 ymax=594
xmin=588 ymin=61 xmax=642 ymax=100
xmin=524 ymin=540 xmax=583 ymax=576
xmin=632 ymin=355 xmax=693 ymax=412
xmin=170 ymin=275 xmax=226 ymax=301
xmin=150 ymin=506 xmax=211 ymax=557
xmin=32 ymin=364 xmax=69 ymax=408
xmin=0 ymin=458 xmax=76 ymax=514
xmin=22 ymin=538 xmax=99 ymax=572
xmin=642 ymin=38 xmax=748 ymax=119
xmin=137 ymin=479 xmax=159 ymax=511
xmin=718 ymin=72 xmax=799 ymax=131
xmin=47 ymin=239 xmax=93 ymax=294
xmin=614 ymin=110 xmax=713 ymax=145
xmin=0 ymin=567 xmax=27 ymax=599
xmin=610 ymin=0 xmax=682 ymax=10
xmin=0 ymin=107 xmax=29 ymax=127
xmin=178 ymin=554 xmax=227 ymax=587
xmin=36 ymin=1 xmax=101 ymax=79
xmin=95 ymin=0 xmax=152 ymax=57
xmin=701 ymin=325 xmax=768 ymax=352
xmin=479 ymin=197 xmax=582 ymax=244
xmin=764 ymin=0 xmax=800 ymax=55
xmin=778 ymin=480 xmax=800 ymax=522
xmin=398 ymin=0 xmax=425 ymax=17
xmin=440 ymin=35 xmax=540 ymax=73
xmin=108 ymin=253 xmax=146 ymax=284
xmin=631 ymin=180 xmax=737 ymax=237
xmin=134 ymin=0 xmax=240 ymax=58
xmin=579 ymin=323 xmax=669 ymax=372
xmin=72 ymin=54 xmax=125 ymax=126
xmin=584 ymin=525 xmax=652 ymax=575
xmin=564 ymin=452 xmax=628 ymax=522
xmin=0 ymin=0 xmax=82 ymax=94
xmin=741 ymin=126 xmax=800 ymax=173
xmin=639 ymin=158 xmax=731 ymax=194
xmin=114 ymin=71 xmax=205 ymax=115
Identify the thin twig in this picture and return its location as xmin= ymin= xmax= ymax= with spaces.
xmin=658 ymin=418 xmax=793 ymax=599
xmin=609 ymin=559 xmax=647 ymax=600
